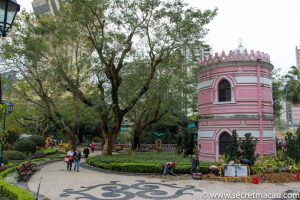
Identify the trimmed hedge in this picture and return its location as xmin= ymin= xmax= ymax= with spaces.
xmin=0 ymin=167 xmax=35 ymax=200
xmin=3 ymin=151 xmax=26 ymax=161
xmin=86 ymin=157 xmax=210 ymax=174
xmin=28 ymin=135 xmax=45 ymax=148
xmin=14 ymin=140 xmax=36 ymax=155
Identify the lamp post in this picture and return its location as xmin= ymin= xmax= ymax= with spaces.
xmin=0 ymin=101 xmax=13 ymax=166
xmin=0 ymin=0 xmax=20 ymax=37
xmin=0 ymin=0 xmax=20 ymax=166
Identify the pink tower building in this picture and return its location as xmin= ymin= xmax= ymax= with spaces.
xmin=197 ymin=45 xmax=275 ymax=162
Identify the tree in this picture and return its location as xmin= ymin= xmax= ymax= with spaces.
xmin=123 ymin=52 xmax=193 ymax=151
xmin=54 ymin=0 xmax=217 ymax=155
xmin=1 ymin=13 xmax=93 ymax=148
xmin=239 ymin=133 xmax=258 ymax=165
xmin=226 ymin=130 xmax=240 ymax=162
xmin=4 ymin=1 xmax=217 ymax=155
xmin=284 ymin=129 xmax=300 ymax=162
xmin=285 ymin=66 xmax=300 ymax=104
xmin=272 ymin=68 xmax=285 ymax=120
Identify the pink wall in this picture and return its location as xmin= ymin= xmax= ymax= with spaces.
xmin=197 ymin=50 xmax=275 ymax=162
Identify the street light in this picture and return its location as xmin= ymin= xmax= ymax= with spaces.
xmin=2 ymin=101 xmax=14 ymax=132
xmin=0 ymin=0 xmax=20 ymax=37
xmin=0 ymin=0 xmax=19 ymax=166
xmin=0 ymin=101 xmax=13 ymax=166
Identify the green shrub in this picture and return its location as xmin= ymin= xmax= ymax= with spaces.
xmin=284 ymin=130 xmax=300 ymax=162
xmin=3 ymin=151 xmax=25 ymax=160
xmin=0 ymin=168 xmax=35 ymax=200
xmin=28 ymin=135 xmax=45 ymax=148
xmin=4 ymin=129 xmax=20 ymax=145
xmin=14 ymin=140 xmax=36 ymax=155
xmin=86 ymin=157 xmax=211 ymax=174
xmin=92 ymin=137 xmax=101 ymax=142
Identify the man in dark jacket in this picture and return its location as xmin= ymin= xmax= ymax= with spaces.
xmin=83 ymin=146 xmax=90 ymax=159
xmin=73 ymin=149 xmax=82 ymax=172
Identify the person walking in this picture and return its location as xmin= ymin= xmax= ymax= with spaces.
xmin=83 ymin=146 xmax=90 ymax=159
xmin=66 ymin=149 xmax=74 ymax=171
xmin=90 ymin=142 xmax=96 ymax=153
xmin=73 ymin=148 xmax=82 ymax=172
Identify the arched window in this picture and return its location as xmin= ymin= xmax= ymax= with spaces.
xmin=219 ymin=132 xmax=231 ymax=155
xmin=218 ymin=79 xmax=231 ymax=102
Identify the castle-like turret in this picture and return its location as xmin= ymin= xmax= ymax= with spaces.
xmin=197 ymin=45 xmax=275 ymax=162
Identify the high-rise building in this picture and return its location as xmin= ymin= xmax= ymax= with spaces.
xmin=32 ymin=0 xmax=60 ymax=16
xmin=286 ymin=46 xmax=300 ymax=126
xmin=296 ymin=46 xmax=300 ymax=70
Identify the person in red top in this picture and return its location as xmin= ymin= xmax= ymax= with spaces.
xmin=66 ymin=149 xmax=74 ymax=171
xmin=90 ymin=142 xmax=96 ymax=153
xmin=163 ymin=162 xmax=176 ymax=175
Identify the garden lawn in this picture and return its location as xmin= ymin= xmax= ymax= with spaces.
xmin=91 ymin=152 xmax=215 ymax=164
xmin=87 ymin=152 xmax=216 ymax=174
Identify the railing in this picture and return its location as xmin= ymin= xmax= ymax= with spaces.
xmin=94 ymin=143 xmax=176 ymax=151
xmin=138 ymin=144 xmax=176 ymax=151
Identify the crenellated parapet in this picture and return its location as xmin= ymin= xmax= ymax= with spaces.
xmin=198 ymin=50 xmax=270 ymax=66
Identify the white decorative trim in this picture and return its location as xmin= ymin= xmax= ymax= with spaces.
xmin=233 ymin=130 xmax=274 ymax=138
xmin=198 ymin=130 xmax=215 ymax=138
xmin=213 ymin=100 xmax=236 ymax=104
xmin=198 ymin=50 xmax=270 ymax=66
xmin=234 ymin=76 xmax=272 ymax=86
xmin=263 ymin=129 xmax=275 ymax=138
xmin=260 ymin=77 xmax=272 ymax=86
xmin=213 ymin=76 xmax=236 ymax=104
xmin=197 ymin=79 xmax=213 ymax=90
xmin=236 ymin=76 xmax=257 ymax=84
xmin=216 ymin=141 xmax=219 ymax=162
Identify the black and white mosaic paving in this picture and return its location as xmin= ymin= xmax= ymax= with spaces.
xmin=60 ymin=180 xmax=202 ymax=200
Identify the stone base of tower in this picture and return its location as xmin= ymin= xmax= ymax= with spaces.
xmin=198 ymin=137 xmax=276 ymax=162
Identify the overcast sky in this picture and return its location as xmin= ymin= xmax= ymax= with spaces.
xmin=19 ymin=0 xmax=300 ymax=73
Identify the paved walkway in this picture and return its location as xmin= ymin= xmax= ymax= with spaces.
xmin=28 ymin=161 xmax=300 ymax=200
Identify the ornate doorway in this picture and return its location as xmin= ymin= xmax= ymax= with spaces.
xmin=219 ymin=132 xmax=231 ymax=155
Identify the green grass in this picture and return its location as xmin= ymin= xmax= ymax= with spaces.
xmin=87 ymin=152 xmax=217 ymax=174
xmin=91 ymin=152 xmax=214 ymax=165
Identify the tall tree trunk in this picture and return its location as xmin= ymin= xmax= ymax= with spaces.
xmin=102 ymin=133 xmax=118 ymax=156
xmin=131 ymin=129 xmax=141 ymax=151
xmin=65 ymin=128 xmax=76 ymax=149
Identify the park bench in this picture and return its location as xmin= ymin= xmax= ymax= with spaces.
xmin=23 ymin=161 xmax=38 ymax=171
xmin=16 ymin=162 xmax=38 ymax=181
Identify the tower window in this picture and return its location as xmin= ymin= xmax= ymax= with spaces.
xmin=218 ymin=79 xmax=231 ymax=102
